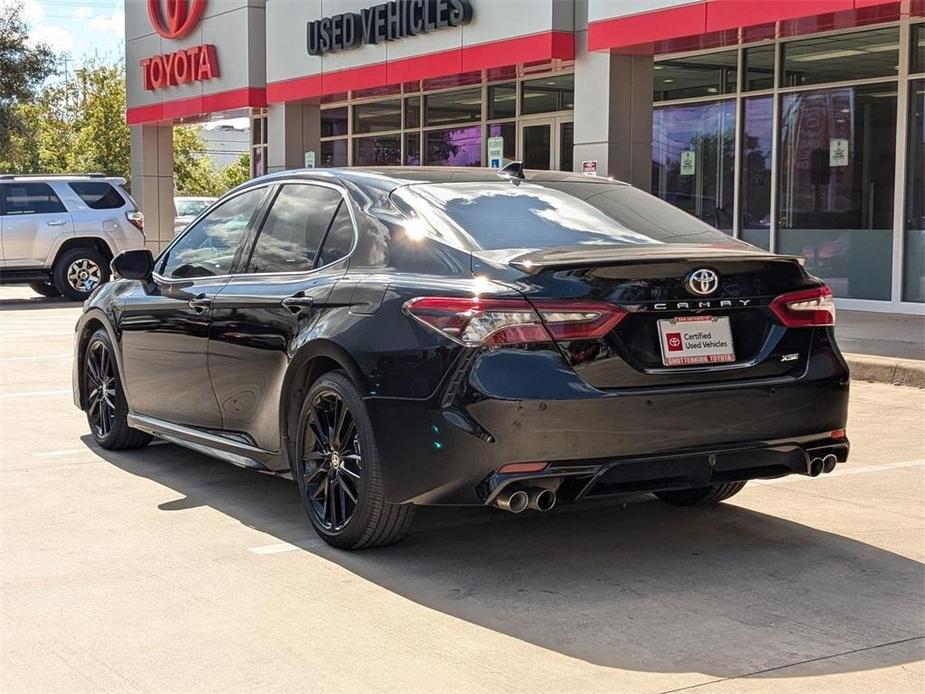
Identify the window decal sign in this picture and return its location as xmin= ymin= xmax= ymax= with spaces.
xmin=680 ymin=150 xmax=696 ymax=176
xmin=829 ymin=138 xmax=849 ymax=167
xmin=307 ymin=0 xmax=473 ymax=56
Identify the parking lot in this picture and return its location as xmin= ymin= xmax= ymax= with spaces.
xmin=0 ymin=284 xmax=923 ymax=693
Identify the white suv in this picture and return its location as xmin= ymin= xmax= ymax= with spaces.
xmin=0 ymin=174 xmax=146 ymax=300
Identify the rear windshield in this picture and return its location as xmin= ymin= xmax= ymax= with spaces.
xmin=176 ymin=199 xmax=213 ymax=217
xmin=398 ymin=180 xmax=730 ymax=250
xmin=68 ymin=182 xmax=126 ymax=210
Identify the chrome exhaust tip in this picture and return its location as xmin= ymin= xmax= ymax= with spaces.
xmin=494 ymin=488 xmax=529 ymax=514
xmin=808 ymin=458 xmax=824 ymax=477
xmin=527 ymin=488 xmax=557 ymax=512
xmin=822 ymin=454 xmax=837 ymax=474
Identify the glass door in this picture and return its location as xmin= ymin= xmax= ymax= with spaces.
xmin=520 ymin=117 xmax=574 ymax=171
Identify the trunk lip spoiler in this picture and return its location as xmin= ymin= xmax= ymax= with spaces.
xmin=480 ymin=245 xmax=800 ymax=274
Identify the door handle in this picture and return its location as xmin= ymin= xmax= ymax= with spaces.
xmin=188 ymin=294 xmax=212 ymax=312
xmin=281 ymin=293 xmax=314 ymax=314
xmin=46 ymin=220 xmax=67 ymax=226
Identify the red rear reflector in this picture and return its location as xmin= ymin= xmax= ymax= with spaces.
xmin=126 ymin=211 xmax=144 ymax=232
xmin=831 ymin=429 xmax=846 ymax=440
xmin=403 ymin=296 xmax=625 ymax=346
xmin=498 ymin=462 xmax=549 ymax=474
xmin=769 ymin=285 xmax=836 ymax=328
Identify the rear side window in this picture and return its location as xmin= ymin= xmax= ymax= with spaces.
xmin=1 ymin=183 xmax=66 ymax=215
xmin=68 ymin=182 xmax=126 ymax=210
xmin=246 ymin=184 xmax=344 ymax=274
xmin=159 ymin=187 xmax=268 ymax=279
xmin=317 ymin=201 xmax=355 ymax=266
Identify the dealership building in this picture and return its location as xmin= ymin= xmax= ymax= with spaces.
xmin=127 ymin=0 xmax=925 ymax=314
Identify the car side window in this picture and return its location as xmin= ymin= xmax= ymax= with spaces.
xmin=246 ymin=184 xmax=344 ymax=274
xmin=1 ymin=183 xmax=67 ymax=215
xmin=159 ymin=187 xmax=267 ymax=279
xmin=67 ymin=182 xmax=125 ymax=210
xmin=317 ymin=200 xmax=355 ymax=266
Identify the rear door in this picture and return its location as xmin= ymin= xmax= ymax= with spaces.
xmin=209 ymin=182 xmax=356 ymax=452
xmin=0 ymin=182 xmax=74 ymax=267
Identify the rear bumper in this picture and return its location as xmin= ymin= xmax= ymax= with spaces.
xmin=366 ymin=351 xmax=849 ymax=505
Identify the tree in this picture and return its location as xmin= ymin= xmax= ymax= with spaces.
xmin=0 ymin=1 xmax=56 ymax=166
xmin=173 ymin=126 xmax=251 ymax=196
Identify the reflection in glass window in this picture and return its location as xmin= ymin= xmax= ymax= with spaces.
xmin=247 ymin=185 xmax=342 ymax=274
xmin=489 ymin=83 xmax=516 ymax=119
xmin=160 ymin=187 xmax=267 ymax=278
xmin=320 ymin=139 xmax=347 ymax=167
xmin=404 ymin=132 xmax=421 ymax=165
xmin=740 ymin=97 xmax=773 ymax=249
xmin=425 ymin=126 xmax=482 ymax=166
xmin=743 ymin=44 xmax=774 ymax=91
xmin=903 ymin=80 xmax=924 ymax=302
xmin=653 ymin=50 xmax=737 ymax=101
xmin=404 ymin=96 xmax=420 ymax=128
xmin=777 ymin=84 xmax=896 ymax=300
xmin=318 ymin=201 xmax=355 ymax=266
xmin=521 ymin=74 xmax=574 ymax=115
xmin=488 ymin=122 xmax=516 ymax=160
xmin=353 ymin=99 xmax=402 ymax=134
xmin=1 ymin=182 xmax=65 ymax=215
xmin=424 ymin=88 xmax=482 ymax=126
xmin=353 ymin=135 xmax=401 ymax=166
xmin=652 ymin=100 xmax=736 ymax=232
xmin=914 ymin=24 xmax=925 ymax=74
xmin=781 ymin=27 xmax=899 ymax=87
xmin=321 ymin=107 xmax=348 ymax=137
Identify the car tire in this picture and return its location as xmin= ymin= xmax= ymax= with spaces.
xmin=28 ymin=282 xmax=61 ymax=298
xmin=83 ymin=329 xmax=152 ymax=451
xmin=295 ymin=371 xmax=415 ymax=550
xmin=53 ymin=246 xmax=110 ymax=301
xmin=654 ymin=481 xmax=747 ymax=506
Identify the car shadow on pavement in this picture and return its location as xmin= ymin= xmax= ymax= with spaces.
xmin=89 ymin=437 xmax=925 ymax=680
xmin=0 ymin=296 xmax=75 ymax=311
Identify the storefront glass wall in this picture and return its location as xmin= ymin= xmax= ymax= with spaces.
xmin=653 ymin=20 xmax=925 ymax=308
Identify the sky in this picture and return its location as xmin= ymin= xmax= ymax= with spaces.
xmin=14 ymin=0 xmax=126 ymax=65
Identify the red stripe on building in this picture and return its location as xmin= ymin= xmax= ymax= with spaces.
xmin=266 ymin=30 xmax=576 ymax=104
xmin=588 ymin=0 xmax=901 ymax=51
xmin=126 ymin=87 xmax=267 ymax=126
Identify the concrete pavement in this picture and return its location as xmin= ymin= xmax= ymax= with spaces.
xmin=1 ymin=286 xmax=923 ymax=693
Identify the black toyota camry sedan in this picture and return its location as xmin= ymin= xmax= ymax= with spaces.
xmin=73 ymin=166 xmax=849 ymax=549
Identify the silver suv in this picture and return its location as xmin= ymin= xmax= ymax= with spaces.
xmin=0 ymin=174 xmax=146 ymax=300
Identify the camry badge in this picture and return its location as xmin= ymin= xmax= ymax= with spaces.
xmin=685 ymin=268 xmax=720 ymax=296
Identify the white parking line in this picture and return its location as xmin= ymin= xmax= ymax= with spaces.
xmin=0 ymin=354 xmax=70 ymax=362
xmin=33 ymin=447 xmax=96 ymax=458
xmin=0 ymin=389 xmax=71 ymax=399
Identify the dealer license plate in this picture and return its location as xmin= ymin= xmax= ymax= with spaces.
xmin=657 ymin=315 xmax=735 ymax=367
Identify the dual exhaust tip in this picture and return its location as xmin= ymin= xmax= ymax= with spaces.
xmin=807 ymin=453 xmax=838 ymax=477
xmin=493 ymin=487 xmax=556 ymax=514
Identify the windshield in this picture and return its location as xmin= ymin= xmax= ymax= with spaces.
xmin=399 ymin=180 xmax=732 ymax=251
xmin=175 ymin=199 xmax=213 ymax=217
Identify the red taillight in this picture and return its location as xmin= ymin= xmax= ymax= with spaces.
xmin=831 ymin=429 xmax=846 ymax=440
xmin=769 ymin=285 xmax=836 ymax=328
xmin=498 ymin=462 xmax=549 ymax=474
xmin=403 ymin=297 xmax=626 ymax=346
xmin=126 ymin=211 xmax=144 ymax=233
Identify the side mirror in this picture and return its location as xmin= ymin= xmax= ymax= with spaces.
xmin=112 ymin=249 xmax=154 ymax=281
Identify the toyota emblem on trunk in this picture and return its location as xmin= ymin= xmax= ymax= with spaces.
xmin=685 ymin=268 xmax=720 ymax=296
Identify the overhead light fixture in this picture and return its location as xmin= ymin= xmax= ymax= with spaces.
xmin=790 ymin=49 xmax=864 ymax=62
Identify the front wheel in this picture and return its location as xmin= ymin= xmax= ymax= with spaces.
xmin=295 ymin=371 xmax=414 ymax=550
xmin=654 ymin=481 xmax=747 ymax=506
xmin=54 ymin=247 xmax=109 ymax=301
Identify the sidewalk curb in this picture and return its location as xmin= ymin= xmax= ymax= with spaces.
xmin=845 ymin=353 xmax=925 ymax=389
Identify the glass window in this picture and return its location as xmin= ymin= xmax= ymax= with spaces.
xmin=318 ymin=201 xmax=355 ymax=266
xmin=743 ymin=44 xmax=775 ymax=91
xmin=781 ymin=27 xmax=900 ymax=87
xmin=425 ymin=126 xmax=482 ymax=166
xmin=903 ymin=80 xmax=925 ymax=302
xmin=404 ymin=96 xmax=420 ymax=128
xmin=424 ymin=87 xmax=482 ymax=126
xmin=1 ymin=182 xmax=66 ymax=215
xmin=560 ymin=121 xmax=574 ymax=172
xmin=489 ymin=83 xmax=516 ymax=119
xmin=320 ymin=139 xmax=347 ymax=168
xmin=422 ymin=71 xmax=481 ymax=91
xmin=488 ymin=122 xmax=516 ymax=160
xmin=321 ymin=107 xmax=348 ymax=137
xmin=914 ymin=24 xmax=925 ymax=74
xmin=740 ymin=96 xmax=773 ymax=249
xmin=353 ymin=135 xmax=401 ymax=166
xmin=653 ymin=51 xmax=737 ymax=101
xmin=404 ymin=132 xmax=421 ymax=166
xmin=247 ymin=185 xmax=342 ymax=274
xmin=777 ymin=84 xmax=897 ymax=300
xmin=67 ymin=182 xmax=125 ymax=210
xmin=400 ymin=181 xmax=728 ymax=251
xmin=352 ymin=84 xmax=401 ymax=99
xmin=521 ymin=74 xmax=574 ymax=115
xmin=159 ymin=187 xmax=267 ymax=278
xmin=652 ymin=100 xmax=736 ymax=232
xmin=175 ymin=199 xmax=212 ymax=217
xmin=353 ymin=99 xmax=402 ymax=134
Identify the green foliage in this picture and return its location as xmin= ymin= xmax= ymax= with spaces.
xmin=172 ymin=127 xmax=251 ymax=196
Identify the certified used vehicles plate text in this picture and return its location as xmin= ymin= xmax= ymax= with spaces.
xmin=658 ymin=315 xmax=735 ymax=366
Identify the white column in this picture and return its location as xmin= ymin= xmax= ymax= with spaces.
xmin=130 ymin=124 xmax=174 ymax=253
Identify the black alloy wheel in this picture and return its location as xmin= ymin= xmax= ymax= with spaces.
xmin=86 ymin=338 xmax=117 ymax=440
xmin=301 ymin=389 xmax=363 ymax=531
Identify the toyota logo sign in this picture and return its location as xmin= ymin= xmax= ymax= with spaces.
xmin=147 ymin=0 xmax=207 ymax=39
xmin=684 ymin=268 xmax=720 ymax=296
